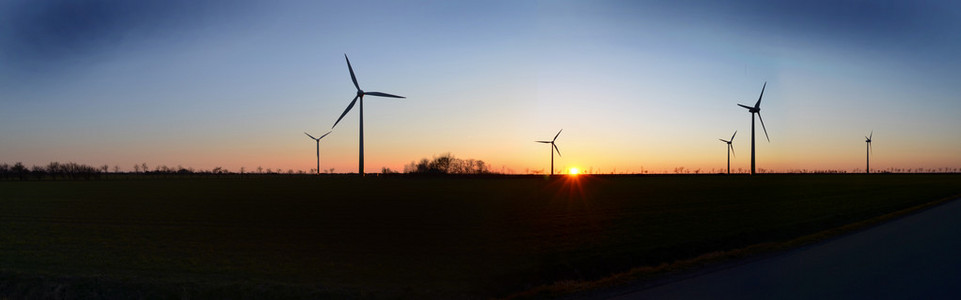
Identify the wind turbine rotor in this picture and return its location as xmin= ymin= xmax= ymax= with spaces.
xmin=754 ymin=81 xmax=766 ymax=108
xmin=757 ymin=112 xmax=770 ymax=142
xmin=364 ymin=91 xmax=405 ymax=98
xmin=345 ymin=54 xmax=360 ymax=91
xmin=332 ymin=95 xmax=360 ymax=129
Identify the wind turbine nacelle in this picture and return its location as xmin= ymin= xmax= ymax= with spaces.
xmin=357 ymin=90 xmax=365 ymax=97
xmin=738 ymin=104 xmax=759 ymax=113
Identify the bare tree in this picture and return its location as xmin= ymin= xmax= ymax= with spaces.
xmin=31 ymin=165 xmax=46 ymax=180
xmin=12 ymin=162 xmax=27 ymax=180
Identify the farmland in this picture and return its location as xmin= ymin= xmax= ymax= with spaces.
xmin=1 ymin=174 xmax=960 ymax=298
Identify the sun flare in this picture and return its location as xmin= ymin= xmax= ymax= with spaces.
xmin=569 ymin=167 xmax=580 ymax=175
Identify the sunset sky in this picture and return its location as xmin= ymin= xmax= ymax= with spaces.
xmin=2 ymin=0 xmax=960 ymax=174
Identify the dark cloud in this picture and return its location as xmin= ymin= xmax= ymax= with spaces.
xmin=0 ymin=0 xmax=246 ymax=71
xmin=607 ymin=0 xmax=956 ymax=45
xmin=726 ymin=1 xmax=948 ymax=40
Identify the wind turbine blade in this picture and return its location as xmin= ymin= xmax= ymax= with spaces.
xmin=553 ymin=129 xmax=563 ymax=142
xmin=755 ymin=81 xmax=766 ymax=108
xmin=535 ymin=141 xmax=551 ymax=143
xmin=319 ymin=131 xmax=332 ymax=140
xmin=345 ymin=54 xmax=360 ymax=91
xmin=738 ymin=104 xmax=754 ymax=110
xmin=719 ymin=139 xmax=728 ymax=143
xmin=553 ymin=143 xmax=561 ymax=157
xmin=364 ymin=91 xmax=405 ymax=98
xmin=332 ymin=96 xmax=359 ymax=129
xmin=304 ymin=132 xmax=317 ymax=140
xmin=757 ymin=112 xmax=770 ymax=142
xmin=730 ymin=144 xmax=736 ymax=158
xmin=870 ymin=142 xmax=873 ymax=154
xmin=869 ymin=130 xmax=873 ymax=140
xmin=731 ymin=130 xmax=737 ymax=141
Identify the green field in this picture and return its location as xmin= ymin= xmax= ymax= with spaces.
xmin=1 ymin=174 xmax=960 ymax=298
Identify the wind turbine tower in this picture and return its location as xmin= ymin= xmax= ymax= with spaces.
xmin=737 ymin=82 xmax=770 ymax=175
xmin=865 ymin=131 xmax=873 ymax=174
xmin=535 ymin=129 xmax=563 ymax=175
xmin=719 ymin=130 xmax=736 ymax=174
xmin=331 ymin=54 xmax=405 ymax=176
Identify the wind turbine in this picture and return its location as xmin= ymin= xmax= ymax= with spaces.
xmin=719 ymin=130 xmax=736 ymax=174
xmin=865 ymin=131 xmax=873 ymax=174
xmin=535 ymin=129 xmax=562 ymax=175
xmin=737 ymin=82 xmax=769 ymax=175
xmin=331 ymin=54 xmax=405 ymax=176
xmin=305 ymin=131 xmax=331 ymax=175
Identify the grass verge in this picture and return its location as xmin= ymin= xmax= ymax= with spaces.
xmin=508 ymin=192 xmax=961 ymax=299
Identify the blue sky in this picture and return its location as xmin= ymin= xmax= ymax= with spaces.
xmin=1 ymin=0 xmax=959 ymax=173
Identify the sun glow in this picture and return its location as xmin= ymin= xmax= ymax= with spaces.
xmin=569 ymin=167 xmax=580 ymax=175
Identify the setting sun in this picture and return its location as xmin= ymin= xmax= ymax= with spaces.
xmin=569 ymin=167 xmax=580 ymax=175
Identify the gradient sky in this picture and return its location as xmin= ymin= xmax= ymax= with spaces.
xmin=2 ymin=0 xmax=960 ymax=174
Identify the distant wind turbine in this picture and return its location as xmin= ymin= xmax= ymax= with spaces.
xmin=305 ymin=131 xmax=331 ymax=174
xmin=535 ymin=129 xmax=562 ymax=175
xmin=737 ymin=82 xmax=770 ymax=175
xmin=865 ymin=131 xmax=873 ymax=174
xmin=719 ymin=130 xmax=736 ymax=174
xmin=331 ymin=54 xmax=405 ymax=176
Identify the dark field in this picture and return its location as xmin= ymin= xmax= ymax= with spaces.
xmin=1 ymin=174 xmax=960 ymax=298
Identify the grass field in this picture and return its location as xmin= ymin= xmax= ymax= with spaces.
xmin=1 ymin=174 xmax=960 ymax=298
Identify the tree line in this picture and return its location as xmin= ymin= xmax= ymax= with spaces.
xmin=402 ymin=153 xmax=491 ymax=175
xmin=0 ymin=162 xmax=103 ymax=180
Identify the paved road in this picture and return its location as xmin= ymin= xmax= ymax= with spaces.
xmin=614 ymin=199 xmax=961 ymax=299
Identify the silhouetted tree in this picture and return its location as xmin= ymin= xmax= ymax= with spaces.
xmin=31 ymin=165 xmax=46 ymax=180
xmin=12 ymin=162 xmax=27 ymax=180
xmin=405 ymin=153 xmax=491 ymax=174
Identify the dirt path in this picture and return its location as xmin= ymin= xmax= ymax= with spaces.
xmin=611 ymin=198 xmax=961 ymax=299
